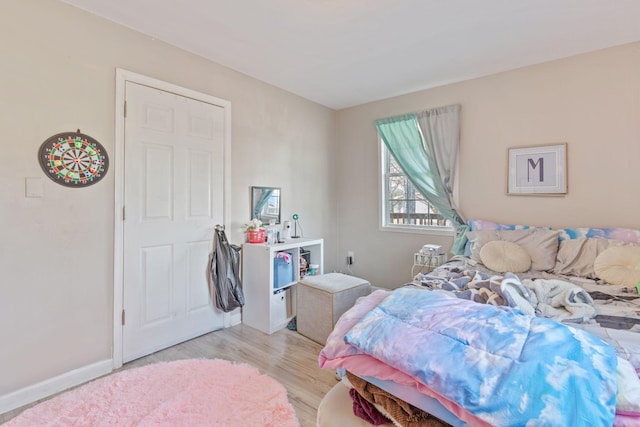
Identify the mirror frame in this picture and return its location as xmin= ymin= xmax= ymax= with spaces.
xmin=250 ymin=186 xmax=281 ymax=225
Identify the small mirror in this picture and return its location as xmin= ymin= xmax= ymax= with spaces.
xmin=251 ymin=186 xmax=281 ymax=225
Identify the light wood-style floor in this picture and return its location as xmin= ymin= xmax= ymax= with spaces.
xmin=0 ymin=325 xmax=338 ymax=427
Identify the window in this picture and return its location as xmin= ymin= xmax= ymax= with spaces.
xmin=381 ymin=143 xmax=451 ymax=231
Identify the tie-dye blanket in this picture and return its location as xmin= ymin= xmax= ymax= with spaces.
xmin=343 ymin=287 xmax=618 ymax=427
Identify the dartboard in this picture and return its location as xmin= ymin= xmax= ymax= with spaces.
xmin=38 ymin=132 xmax=109 ymax=187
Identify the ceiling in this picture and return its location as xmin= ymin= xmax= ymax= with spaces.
xmin=60 ymin=0 xmax=640 ymax=110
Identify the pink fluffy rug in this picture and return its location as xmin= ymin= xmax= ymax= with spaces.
xmin=6 ymin=359 xmax=299 ymax=426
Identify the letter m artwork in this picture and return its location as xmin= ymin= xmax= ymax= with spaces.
xmin=527 ymin=157 xmax=544 ymax=183
xmin=508 ymin=143 xmax=565 ymax=195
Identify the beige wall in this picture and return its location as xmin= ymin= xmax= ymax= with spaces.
xmin=336 ymin=42 xmax=640 ymax=288
xmin=3 ymin=0 xmax=640 ymax=407
xmin=0 ymin=0 xmax=336 ymax=397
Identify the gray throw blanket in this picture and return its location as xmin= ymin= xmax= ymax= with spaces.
xmin=415 ymin=266 xmax=596 ymax=322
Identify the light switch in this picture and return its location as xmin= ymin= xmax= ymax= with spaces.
xmin=25 ymin=177 xmax=44 ymax=198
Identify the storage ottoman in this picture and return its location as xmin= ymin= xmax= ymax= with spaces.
xmin=296 ymin=272 xmax=371 ymax=344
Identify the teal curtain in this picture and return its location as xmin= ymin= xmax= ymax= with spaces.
xmin=375 ymin=108 xmax=467 ymax=255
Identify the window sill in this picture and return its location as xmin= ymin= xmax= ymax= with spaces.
xmin=379 ymin=224 xmax=455 ymax=237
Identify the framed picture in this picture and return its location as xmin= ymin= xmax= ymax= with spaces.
xmin=507 ymin=143 xmax=567 ymax=195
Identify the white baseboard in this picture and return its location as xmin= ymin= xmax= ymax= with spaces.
xmin=224 ymin=309 xmax=242 ymax=327
xmin=0 ymin=359 xmax=113 ymax=416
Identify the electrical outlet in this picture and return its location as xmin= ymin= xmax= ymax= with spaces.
xmin=347 ymin=251 xmax=354 ymax=265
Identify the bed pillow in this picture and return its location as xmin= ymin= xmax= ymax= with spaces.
xmin=466 ymin=229 xmax=560 ymax=271
xmin=552 ymin=238 xmax=628 ymax=279
xmin=464 ymin=219 xmax=552 ymax=257
xmin=593 ymin=246 xmax=640 ymax=287
xmin=467 ymin=229 xmax=531 ymax=261
xmin=479 ymin=241 xmax=531 ymax=273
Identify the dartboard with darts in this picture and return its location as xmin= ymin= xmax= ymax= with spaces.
xmin=38 ymin=131 xmax=109 ymax=187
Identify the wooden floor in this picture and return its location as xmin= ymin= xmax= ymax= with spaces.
xmin=0 ymin=324 xmax=338 ymax=427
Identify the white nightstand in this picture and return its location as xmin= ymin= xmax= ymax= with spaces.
xmin=411 ymin=252 xmax=447 ymax=278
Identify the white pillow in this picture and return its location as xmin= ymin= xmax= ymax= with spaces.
xmin=479 ymin=241 xmax=531 ymax=273
xmin=467 ymin=229 xmax=559 ymax=271
xmin=552 ymin=238 xmax=627 ymax=279
xmin=594 ymin=246 xmax=640 ymax=286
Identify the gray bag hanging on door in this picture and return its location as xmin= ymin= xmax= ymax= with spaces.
xmin=209 ymin=225 xmax=245 ymax=312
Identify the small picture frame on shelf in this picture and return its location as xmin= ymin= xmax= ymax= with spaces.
xmin=299 ymin=248 xmax=310 ymax=277
xmin=507 ymin=143 xmax=567 ymax=196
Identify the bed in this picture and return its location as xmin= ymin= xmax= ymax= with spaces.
xmin=318 ymin=220 xmax=640 ymax=427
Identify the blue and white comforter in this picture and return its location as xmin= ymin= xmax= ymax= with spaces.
xmin=344 ymin=287 xmax=618 ymax=427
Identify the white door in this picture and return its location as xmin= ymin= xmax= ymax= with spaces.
xmin=122 ymin=81 xmax=225 ymax=362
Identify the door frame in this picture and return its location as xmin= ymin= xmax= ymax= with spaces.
xmin=113 ymin=69 xmax=232 ymax=368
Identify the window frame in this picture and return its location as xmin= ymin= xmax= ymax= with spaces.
xmin=378 ymin=138 xmax=454 ymax=236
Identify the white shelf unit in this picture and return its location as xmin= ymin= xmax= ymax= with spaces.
xmin=241 ymin=238 xmax=324 ymax=334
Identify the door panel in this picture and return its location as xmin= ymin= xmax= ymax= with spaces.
xmin=187 ymin=241 xmax=214 ymax=311
xmin=123 ymin=82 xmax=225 ymax=362
xmin=144 ymin=144 xmax=173 ymax=219
xmin=187 ymin=151 xmax=213 ymax=218
xmin=142 ymin=245 xmax=172 ymax=323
